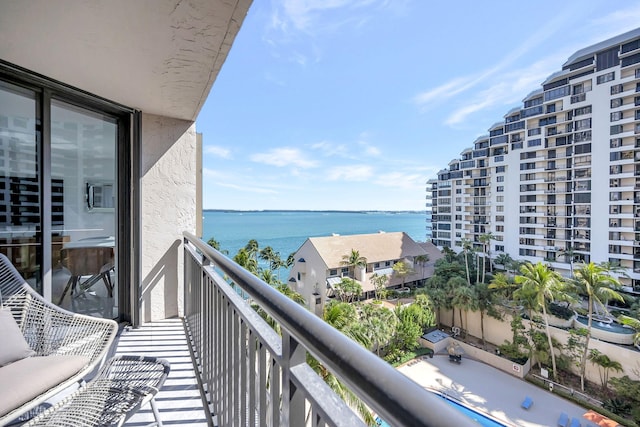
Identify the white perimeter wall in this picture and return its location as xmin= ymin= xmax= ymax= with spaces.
xmin=140 ymin=113 xmax=197 ymax=322
xmin=438 ymin=308 xmax=640 ymax=386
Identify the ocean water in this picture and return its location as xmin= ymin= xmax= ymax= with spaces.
xmin=202 ymin=210 xmax=430 ymax=259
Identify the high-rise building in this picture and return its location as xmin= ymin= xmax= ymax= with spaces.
xmin=427 ymin=28 xmax=640 ymax=293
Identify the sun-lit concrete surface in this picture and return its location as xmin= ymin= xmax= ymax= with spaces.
xmin=112 ymin=319 xmax=210 ymax=427
xmin=398 ymin=355 xmax=596 ymax=427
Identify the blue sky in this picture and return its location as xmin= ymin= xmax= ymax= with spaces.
xmin=198 ymin=1 xmax=640 ymax=211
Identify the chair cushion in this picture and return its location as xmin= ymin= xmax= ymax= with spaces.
xmin=0 ymin=308 xmax=35 ymax=367
xmin=0 ymin=354 xmax=89 ymax=418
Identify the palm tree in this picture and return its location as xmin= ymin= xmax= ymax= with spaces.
xmin=446 ymin=276 xmax=467 ymax=328
xmin=479 ymin=232 xmax=495 ymax=281
xmin=285 ymin=253 xmax=296 ymax=269
xmin=588 ymin=349 xmax=623 ymax=391
xmin=573 ymin=262 xmax=624 ymax=391
xmin=206 ymin=237 xmax=229 ymax=254
xmin=558 ymin=247 xmax=578 ymax=277
xmin=494 ymin=253 xmax=513 ymax=272
xmin=392 ymin=259 xmax=414 ymax=289
xmin=452 ymin=284 xmax=476 ymax=337
xmin=515 ymin=262 xmax=565 ymax=381
xmin=259 ymin=246 xmax=275 ymax=268
xmin=359 ymin=303 xmax=398 ymax=356
xmin=233 ymin=248 xmax=258 ymax=274
xmin=334 ymin=278 xmax=363 ymax=303
xmin=244 ymin=239 xmax=260 ymax=262
xmin=369 ymin=272 xmax=388 ymax=301
xmin=619 ymin=315 xmax=640 ymax=348
xmin=260 ymin=269 xmax=278 ymax=285
xmin=340 ymin=249 xmax=368 ymax=279
xmin=414 ymin=254 xmax=430 ymax=285
xmin=441 ymin=246 xmax=457 ymax=263
xmin=461 ymin=238 xmax=473 ymax=286
xmin=475 ymin=282 xmax=495 ymax=348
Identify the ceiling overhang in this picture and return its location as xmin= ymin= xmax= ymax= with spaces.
xmin=0 ymin=0 xmax=252 ymax=121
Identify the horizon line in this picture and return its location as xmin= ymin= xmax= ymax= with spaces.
xmin=203 ymin=209 xmax=431 ymax=213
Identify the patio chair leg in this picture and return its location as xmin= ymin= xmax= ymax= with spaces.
xmin=149 ymin=397 xmax=163 ymax=427
xmin=58 ymin=276 xmax=75 ymax=304
xmin=102 ymin=272 xmax=113 ymax=297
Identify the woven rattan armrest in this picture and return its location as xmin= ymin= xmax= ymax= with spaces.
xmin=24 ymin=355 xmax=171 ymax=427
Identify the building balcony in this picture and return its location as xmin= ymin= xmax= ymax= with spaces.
xmin=168 ymin=233 xmax=467 ymax=426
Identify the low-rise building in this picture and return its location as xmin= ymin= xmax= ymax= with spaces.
xmin=289 ymin=231 xmax=440 ymax=315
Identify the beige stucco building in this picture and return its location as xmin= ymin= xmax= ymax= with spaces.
xmin=289 ymin=231 xmax=441 ymax=315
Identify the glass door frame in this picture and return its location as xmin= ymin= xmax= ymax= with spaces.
xmin=0 ymin=59 xmax=140 ymax=323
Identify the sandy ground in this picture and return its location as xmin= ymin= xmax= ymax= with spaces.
xmin=398 ymin=355 xmax=602 ymax=427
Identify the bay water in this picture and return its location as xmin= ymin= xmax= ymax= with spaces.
xmin=202 ymin=210 xmax=431 ymax=260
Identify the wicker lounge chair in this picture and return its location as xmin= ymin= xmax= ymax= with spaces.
xmin=24 ymin=355 xmax=170 ymax=427
xmin=0 ymin=254 xmax=118 ymax=426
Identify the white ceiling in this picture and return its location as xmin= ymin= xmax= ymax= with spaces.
xmin=0 ymin=0 xmax=251 ymax=121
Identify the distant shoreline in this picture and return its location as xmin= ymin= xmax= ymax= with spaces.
xmin=203 ymin=209 xmax=429 ymax=214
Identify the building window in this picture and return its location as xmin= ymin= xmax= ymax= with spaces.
xmin=575 ymin=105 xmax=592 ymax=116
xmin=611 ymin=98 xmax=623 ymax=108
xmin=496 ymin=166 xmax=506 ymax=173
xmin=329 ymin=269 xmax=337 ymax=276
xmin=611 ymin=111 xmax=624 ymax=121
xmin=610 ymin=125 xmax=624 ymax=135
xmin=611 ymin=84 xmax=624 ymax=95
xmin=496 ymin=205 xmax=504 ymax=212
xmin=496 ymin=215 xmax=504 ymax=222
xmin=496 ymin=176 xmax=504 ymax=182
xmin=575 ymin=118 xmax=592 ymax=130
xmin=597 ymin=71 xmax=615 ymax=84
xmin=497 ymin=186 xmax=504 ymax=192
xmin=496 ymin=196 xmax=504 ymax=202
xmin=341 ymin=267 xmax=348 ymax=275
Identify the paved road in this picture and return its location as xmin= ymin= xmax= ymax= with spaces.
xmin=398 ymin=355 xmax=602 ymax=427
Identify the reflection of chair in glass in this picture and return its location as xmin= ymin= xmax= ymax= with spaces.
xmin=58 ymin=247 xmax=114 ymax=304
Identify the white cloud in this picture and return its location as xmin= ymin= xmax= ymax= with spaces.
xmin=250 ymin=147 xmax=318 ymax=168
xmin=215 ymin=182 xmax=279 ymax=194
xmin=205 ymin=145 xmax=232 ymax=159
xmin=311 ymin=140 xmax=349 ymax=157
xmin=444 ymin=53 xmax=566 ymax=126
xmin=374 ymin=171 xmax=425 ymax=190
xmin=326 ymin=164 xmax=373 ymax=181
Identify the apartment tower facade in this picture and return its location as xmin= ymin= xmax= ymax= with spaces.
xmin=427 ymin=28 xmax=640 ymax=292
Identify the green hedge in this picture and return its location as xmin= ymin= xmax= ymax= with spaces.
xmin=390 ymin=348 xmax=434 ymax=367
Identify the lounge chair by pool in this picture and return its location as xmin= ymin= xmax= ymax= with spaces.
xmin=521 ymin=396 xmax=533 ymax=409
xmin=557 ymin=412 xmax=569 ymax=427
xmin=569 ymin=418 xmax=582 ymax=427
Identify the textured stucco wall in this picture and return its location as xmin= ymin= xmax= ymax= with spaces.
xmin=141 ymin=113 xmax=197 ymax=322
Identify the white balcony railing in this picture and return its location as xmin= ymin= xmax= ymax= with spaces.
xmin=182 ymin=232 xmax=467 ymax=426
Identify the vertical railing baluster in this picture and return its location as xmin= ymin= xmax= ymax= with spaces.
xmin=240 ymin=319 xmax=248 ymax=427
xmin=215 ymin=286 xmax=223 ymax=419
xmin=270 ymin=356 xmax=280 ymax=427
xmin=248 ymin=330 xmax=257 ymax=427
xmin=232 ymin=307 xmax=240 ymax=427
xmin=281 ymin=331 xmax=306 ymax=426
xmin=259 ymin=343 xmax=267 ymax=427
xmin=225 ymin=298 xmax=233 ymax=426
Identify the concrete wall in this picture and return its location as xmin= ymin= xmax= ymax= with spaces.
xmin=454 ymin=339 xmax=531 ymax=379
xmin=438 ymin=307 xmax=640 ymax=386
xmin=140 ymin=113 xmax=197 ymax=322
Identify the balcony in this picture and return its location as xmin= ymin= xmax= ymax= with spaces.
xmin=156 ymin=233 xmax=467 ymax=426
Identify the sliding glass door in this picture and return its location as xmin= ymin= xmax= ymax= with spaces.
xmin=0 ymin=82 xmax=41 ymax=291
xmin=0 ymin=70 xmax=131 ymax=321
xmin=51 ymin=100 xmax=117 ymax=318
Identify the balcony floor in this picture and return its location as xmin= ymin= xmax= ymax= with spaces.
xmin=111 ymin=318 xmax=210 ymax=427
